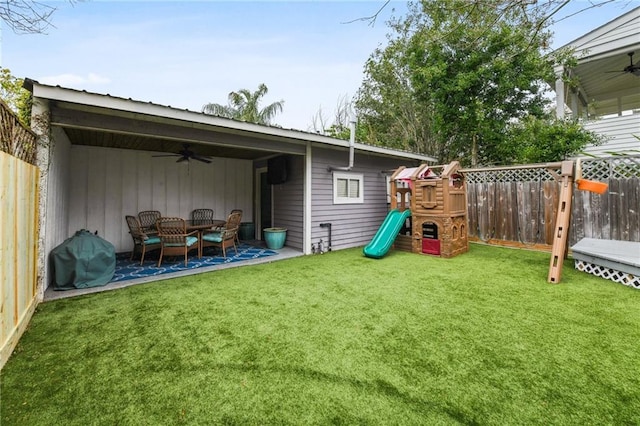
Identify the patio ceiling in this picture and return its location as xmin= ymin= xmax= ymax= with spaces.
xmin=48 ymin=99 xmax=307 ymax=161
xmin=571 ymin=47 xmax=640 ymax=115
xmin=558 ymin=6 xmax=640 ymax=117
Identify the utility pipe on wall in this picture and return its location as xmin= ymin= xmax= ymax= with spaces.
xmin=327 ymin=115 xmax=356 ymax=172
xmin=319 ymin=222 xmax=332 ymax=252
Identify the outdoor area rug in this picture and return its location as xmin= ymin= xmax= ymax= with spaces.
xmin=111 ymin=243 xmax=278 ymax=283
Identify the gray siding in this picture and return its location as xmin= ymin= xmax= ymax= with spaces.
xmin=311 ymin=147 xmax=420 ymax=251
xmin=272 ymin=155 xmax=304 ymax=250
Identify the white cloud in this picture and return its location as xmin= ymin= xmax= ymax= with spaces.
xmin=39 ymin=73 xmax=111 ymax=87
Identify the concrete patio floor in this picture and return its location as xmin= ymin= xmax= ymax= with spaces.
xmin=44 ymin=243 xmax=303 ymax=302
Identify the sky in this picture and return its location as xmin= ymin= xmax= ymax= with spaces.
xmin=1 ymin=0 xmax=638 ymax=131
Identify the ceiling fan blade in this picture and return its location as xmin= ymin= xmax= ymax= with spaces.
xmin=176 ymin=157 xmax=189 ymax=163
xmin=193 ymin=156 xmax=212 ymax=164
xmin=605 ymin=72 xmax=628 ymax=82
xmin=152 ymin=154 xmax=181 ymax=157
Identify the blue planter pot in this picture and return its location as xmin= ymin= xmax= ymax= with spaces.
xmin=263 ymin=228 xmax=287 ymax=249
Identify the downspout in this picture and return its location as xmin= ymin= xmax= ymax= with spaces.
xmin=327 ymin=115 xmax=356 ymax=172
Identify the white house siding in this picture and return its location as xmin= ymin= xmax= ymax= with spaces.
xmin=310 ymin=147 xmax=419 ymax=252
xmin=44 ymin=127 xmax=72 ymax=289
xmin=572 ymin=11 xmax=639 ymax=56
xmin=66 ymin=145 xmax=253 ymax=253
xmin=584 ymin=114 xmax=640 ymax=155
xmin=272 ymin=155 xmax=304 ymax=250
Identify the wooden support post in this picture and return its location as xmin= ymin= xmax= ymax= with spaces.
xmin=548 ymin=161 xmax=575 ymax=284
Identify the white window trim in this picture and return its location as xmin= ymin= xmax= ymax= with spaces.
xmin=333 ymin=172 xmax=364 ymax=204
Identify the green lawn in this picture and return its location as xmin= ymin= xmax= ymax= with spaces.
xmin=2 ymin=244 xmax=639 ymax=425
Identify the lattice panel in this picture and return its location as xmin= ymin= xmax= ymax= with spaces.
xmin=580 ymin=155 xmax=640 ymax=180
xmin=463 ymin=155 xmax=640 ymax=184
xmin=464 ymin=166 xmax=561 ymax=184
xmin=575 ymin=260 xmax=640 ymax=289
xmin=0 ymin=99 xmax=37 ymax=165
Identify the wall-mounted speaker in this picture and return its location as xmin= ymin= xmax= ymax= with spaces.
xmin=267 ymin=156 xmax=288 ymax=185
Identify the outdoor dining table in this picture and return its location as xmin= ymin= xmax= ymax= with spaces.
xmin=185 ymin=219 xmax=227 ymax=255
xmin=185 ymin=219 xmax=226 ymax=232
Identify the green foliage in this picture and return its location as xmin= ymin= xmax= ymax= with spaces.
xmin=202 ymin=83 xmax=284 ymax=125
xmin=2 ymin=245 xmax=639 ymax=424
xmin=0 ymin=68 xmax=32 ymax=126
xmin=356 ymin=16 xmax=436 ymax=154
xmin=356 ymin=0 xmax=576 ymax=166
xmin=504 ymin=116 xmax=604 ymax=163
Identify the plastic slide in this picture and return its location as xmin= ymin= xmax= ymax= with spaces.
xmin=363 ymin=209 xmax=411 ymax=259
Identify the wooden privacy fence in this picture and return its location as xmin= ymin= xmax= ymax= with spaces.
xmin=464 ymin=155 xmax=640 ymax=250
xmin=0 ymin=100 xmax=39 ymax=370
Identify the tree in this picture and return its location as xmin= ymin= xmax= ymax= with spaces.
xmin=355 ymin=0 xmax=597 ymax=166
xmin=310 ymin=94 xmax=356 ymax=139
xmin=202 ymin=83 xmax=284 ymax=126
xmin=504 ymin=116 xmax=604 ymax=164
xmin=0 ymin=0 xmax=76 ymax=34
xmin=0 ymin=67 xmax=32 ymax=126
xmin=355 ymin=12 xmax=436 ymax=154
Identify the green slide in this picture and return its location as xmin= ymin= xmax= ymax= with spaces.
xmin=363 ymin=209 xmax=411 ymax=259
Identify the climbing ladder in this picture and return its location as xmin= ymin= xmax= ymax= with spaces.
xmin=548 ymin=161 xmax=575 ymax=283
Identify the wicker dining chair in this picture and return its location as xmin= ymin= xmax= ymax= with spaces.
xmin=156 ymin=217 xmax=200 ymax=267
xmin=138 ymin=210 xmax=162 ymax=234
xmin=230 ymin=209 xmax=243 ymax=245
xmin=125 ymin=215 xmax=161 ymax=265
xmin=191 ymin=208 xmax=214 ymax=221
xmin=201 ymin=211 xmax=242 ymax=258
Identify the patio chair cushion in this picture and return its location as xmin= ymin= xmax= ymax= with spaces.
xmin=202 ymin=232 xmax=223 ymax=243
xmin=164 ymin=236 xmax=198 ymax=248
xmin=143 ymin=236 xmax=161 ymax=245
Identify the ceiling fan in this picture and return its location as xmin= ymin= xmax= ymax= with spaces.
xmin=605 ymin=52 xmax=640 ymax=77
xmin=152 ymin=143 xmax=212 ymax=164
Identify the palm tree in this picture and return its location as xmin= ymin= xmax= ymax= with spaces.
xmin=202 ymin=83 xmax=284 ymax=125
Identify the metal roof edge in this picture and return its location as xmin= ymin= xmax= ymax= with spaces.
xmin=25 ymin=79 xmax=434 ymax=162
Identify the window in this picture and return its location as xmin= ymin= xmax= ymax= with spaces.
xmin=333 ymin=172 xmax=364 ymax=204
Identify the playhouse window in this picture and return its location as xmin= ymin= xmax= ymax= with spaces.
xmin=333 ymin=172 xmax=364 ymax=204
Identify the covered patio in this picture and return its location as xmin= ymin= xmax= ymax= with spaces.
xmin=552 ymin=6 xmax=640 ymax=155
xmin=27 ymin=80 xmax=311 ymax=297
xmin=27 ymin=79 xmax=433 ymax=299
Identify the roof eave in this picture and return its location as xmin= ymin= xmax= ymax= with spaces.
xmin=25 ymin=79 xmax=434 ymax=162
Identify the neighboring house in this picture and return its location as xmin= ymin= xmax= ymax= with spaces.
xmin=552 ymin=6 xmax=640 ymax=155
xmin=25 ymin=80 xmax=434 ymax=294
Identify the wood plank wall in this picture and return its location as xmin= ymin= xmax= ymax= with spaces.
xmin=67 ymin=145 xmax=254 ymax=253
xmin=0 ymin=152 xmax=39 ymax=369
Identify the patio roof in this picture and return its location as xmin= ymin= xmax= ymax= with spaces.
xmin=553 ymin=6 xmax=640 ymax=117
xmin=24 ymin=79 xmax=436 ymax=163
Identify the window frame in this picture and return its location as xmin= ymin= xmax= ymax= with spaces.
xmin=333 ymin=172 xmax=364 ymax=204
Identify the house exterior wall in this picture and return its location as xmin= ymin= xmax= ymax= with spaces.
xmin=272 ymin=155 xmax=304 ymax=250
xmin=310 ymin=147 xmax=420 ymax=252
xmin=584 ymin=114 xmax=640 ymax=155
xmin=571 ymin=11 xmax=639 ymax=56
xmin=65 ymin=145 xmax=253 ymax=254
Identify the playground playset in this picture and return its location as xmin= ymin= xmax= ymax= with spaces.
xmin=363 ymin=161 xmax=469 ymax=260
xmin=364 ymin=159 xmax=615 ymax=286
